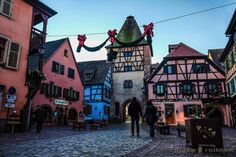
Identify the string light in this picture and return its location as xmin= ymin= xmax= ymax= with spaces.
xmin=47 ymin=2 xmax=236 ymax=37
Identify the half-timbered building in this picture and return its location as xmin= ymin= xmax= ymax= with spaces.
xmin=106 ymin=16 xmax=153 ymax=120
xmin=77 ymin=60 xmax=111 ymax=123
xmin=146 ymin=43 xmax=232 ymax=126
xmin=220 ymin=9 xmax=236 ymax=126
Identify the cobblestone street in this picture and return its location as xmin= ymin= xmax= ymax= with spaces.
xmin=0 ymin=123 xmax=151 ymax=157
xmin=0 ymin=123 xmax=236 ymax=157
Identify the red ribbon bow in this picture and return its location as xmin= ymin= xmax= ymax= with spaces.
xmin=77 ymin=34 xmax=87 ymax=47
xmin=108 ymin=29 xmax=117 ymax=43
xmin=143 ymin=23 xmax=154 ymax=37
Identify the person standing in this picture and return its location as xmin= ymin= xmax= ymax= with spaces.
xmin=35 ymin=107 xmax=44 ymax=133
xmin=143 ymin=100 xmax=158 ymax=137
xmin=128 ymin=97 xmax=142 ymax=137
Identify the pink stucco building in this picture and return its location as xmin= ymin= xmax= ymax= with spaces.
xmin=32 ymin=38 xmax=84 ymax=125
xmin=146 ymin=43 xmax=232 ymax=126
xmin=0 ymin=0 xmax=56 ymax=131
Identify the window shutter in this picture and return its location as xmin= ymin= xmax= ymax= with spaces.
xmin=179 ymin=84 xmax=183 ymax=93
xmin=54 ymin=86 xmax=58 ymax=98
xmin=49 ymin=82 xmax=54 ymax=96
xmin=45 ymin=84 xmax=50 ymax=97
xmin=192 ymin=83 xmax=195 ymax=93
xmin=153 ymin=84 xmax=156 ymax=94
xmin=63 ymin=88 xmax=67 ymax=98
xmin=6 ymin=42 xmax=20 ymax=69
xmin=163 ymin=66 xmax=167 ymax=73
xmin=173 ymin=65 xmax=177 ymax=73
xmin=183 ymin=105 xmax=188 ymax=117
xmin=76 ymin=91 xmax=80 ymax=100
xmin=217 ymin=82 xmax=222 ymax=93
xmin=1 ymin=0 xmax=12 ymax=17
xmin=58 ymin=87 xmax=62 ymax=98
xmin=0 ymin=37 xmax=8 ymax=64
xmin=40 ymin=83 xmax=46 ymax=94
xmin=60 ymin=65 xmax=64 ymax=75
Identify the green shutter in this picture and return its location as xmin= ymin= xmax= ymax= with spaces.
xmin=183 ymin=105 xmax=188 ymax=117
xmin=153 ymin=84 xmax=156 ymax=94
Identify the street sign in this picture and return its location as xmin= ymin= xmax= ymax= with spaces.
xmin=8 ymin=87 xmax=16 ymax=95
xmin=5 ymin=103 xmax=15 ymax=108
xmin=54 ymin=99 xmax=68 ymax=106
xmin=7 ymin=95 xmax=16 ymax=103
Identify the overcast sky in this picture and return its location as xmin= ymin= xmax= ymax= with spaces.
xmin=41 ymin=0 xmax=235 ymax=63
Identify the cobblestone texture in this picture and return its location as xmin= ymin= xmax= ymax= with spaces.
xmin=0 ymin=124 xmax=236 ymax=157
xmin=0 ymin=123 xmax=151 ymax=157
xmin=125 ymin=127 xmax=236 ymax=157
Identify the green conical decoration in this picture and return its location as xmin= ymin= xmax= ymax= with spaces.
xmin=106 ymin=16 xmax=148 ymax=48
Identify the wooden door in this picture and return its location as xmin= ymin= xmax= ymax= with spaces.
xmin=165 ymin=103 xmax=175 ymax=124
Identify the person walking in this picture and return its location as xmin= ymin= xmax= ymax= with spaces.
xmin=143 ymin=100 xmax=158 ymax=137
xmin=35 ymin=107 xmax=44 ymax=133
xmin=128 ymin=97 xmax=142 ymax=137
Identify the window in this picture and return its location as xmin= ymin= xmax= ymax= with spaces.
xmin=64 ymin=49 xmax=68 ymax=57
xmin=84 ymin=73 xmax=92 ymax=81
xmin=0 ymin=37 xmax=7 ymax=63
xmin=155 ymin=84 xmax=166 ymax=96
xmin=52 ymin=61 xmax=64 ymax=75
xmin=164 ymin=65 xmax=176 ymax=74
xmin=180 ymin=83 xmax=195 ymax=95
xmin=205 ymin=82 xmax=222 ymax=94
xmin=183 ymin=104 xmax=201 ymax=117
xmin=124 ymin=65 xmax=132 ymax=71
xmin=68 ymin=68 xmax=75 ymax=79
xmin=6 ymin=42 xmax=20 ymax=69
xmin=0 ymin=85 xmax=5 ymax=108
xmin=123 ymin=80 xmax=133 ymax=88
xmin=123 ymin=51 xmax=133 ymax=60
xmin=0 ymin=36 xmax=20 ymax=69
xmin=0 ymin=0 xmax=12 ymax=17
xmin=229 ymin=78 xmax=236 ymax=95
xmin=192 ymin=63 xmax=209 ymax=73
xmin=104 ymin=88 xmax=108 ymax=98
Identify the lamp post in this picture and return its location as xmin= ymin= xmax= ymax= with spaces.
xmin=26 ymin=45 xmax=45 ymax=131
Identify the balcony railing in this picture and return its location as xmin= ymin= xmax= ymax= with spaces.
xmin=30 ymin=27 xmax=46 ymax=51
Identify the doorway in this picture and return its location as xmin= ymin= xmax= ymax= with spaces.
xmin=165 ymin=103 xmax=175 ymax=124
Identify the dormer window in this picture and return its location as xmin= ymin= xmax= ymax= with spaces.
xmin=192 ymin=63 xmax=209 ymax=73
xmin=85 ymin=73 xmax=92 ymax=81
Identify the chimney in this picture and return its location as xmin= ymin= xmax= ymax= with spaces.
xmin=168 ymin=44 xmax=179 ymax=53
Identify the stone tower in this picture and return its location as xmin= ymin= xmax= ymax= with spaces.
xmin=106 ymin=16 xmax=153 ymax=120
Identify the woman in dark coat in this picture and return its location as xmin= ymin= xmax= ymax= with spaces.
xmin=143 ymin=100 xmax=158 ymax=137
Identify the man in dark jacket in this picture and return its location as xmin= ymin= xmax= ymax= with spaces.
xmin=143 ymin=100 xmax=158 ymax=137
xmin=128 ymin=97 xmax=142 ymax=137
xmin=34 ymin=107 xmax=44 ymax=133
